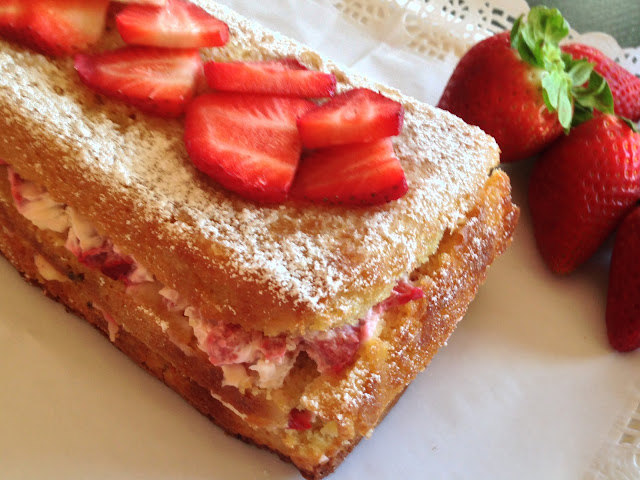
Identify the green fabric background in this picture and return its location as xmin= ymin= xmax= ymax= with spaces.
xmin=527 ymin=0 xmax=640 ymax=47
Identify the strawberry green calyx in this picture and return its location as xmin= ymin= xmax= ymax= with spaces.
xmin=510 ymin=6 xmax=613 ymax=130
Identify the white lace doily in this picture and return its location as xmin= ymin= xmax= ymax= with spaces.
xmin=328 ymin=0 xmax=640 ymax=74
xmin=322 ymin=1 xmax=640 ymax=479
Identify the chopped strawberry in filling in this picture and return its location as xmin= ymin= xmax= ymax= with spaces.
xmin=288 ymin=408 xmax=314 ymax=430
xmin=7 ymin=167 xmax=69 ymax=233
xmin=260 ymin=335 xmax=289 ymax=362
xmin=304 ymin=280 xmax=424 ymax=373
xmin=189 ymin=279 xmax=424 ymax=377
xmin=377 ymin=279 xmax=425 ymax=312
xmin=199 ymin=322 xmax=290 ymax=366
xmin=202 ymin=323 xmax=257 ymax=365
xmin=304 ymin=324 xmax=361 ymax=374
xmin=76 ymin=244 xmax=135 ymax=282
xmin=8 ymin=167 xmax=153 ymax=286
xmin=8 ymin=167 xmax=26 ymax=206
xmin=7 ymin=164 xmax=426 ymax=385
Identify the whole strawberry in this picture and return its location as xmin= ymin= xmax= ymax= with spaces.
xmin=562 ymin=43 xmax=640 ymax=122
xmin=606 ymin=206 xmax=640 ymax=352
xmin=438 ymin=7 xmax=613 ymax=163
xmin=529 ymin=114 xmax=640 ymax=274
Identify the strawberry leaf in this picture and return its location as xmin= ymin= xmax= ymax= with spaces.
xmin=572 ymin=104 xmax=594 ymax=127
xmin=621 ymin=117 xmax=640 ymax=133
xmin=572 ymin=71 xmax=614 ymax=114
xmin=567 ymin=58 xmax=593 ymax=86
xmin=541 ymin=70 xmax=564 ymax=110
xmin=511 ymin=7 xmax=568 ymax=69
xmin=510 ymin=6 xmax=616 ymax=131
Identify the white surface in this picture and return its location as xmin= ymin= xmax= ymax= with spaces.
xmin=2 ymin=0 xmax=640 ymax=479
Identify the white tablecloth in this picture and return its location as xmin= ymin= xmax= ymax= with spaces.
xmin=2 ymin=1 xmax=640 ymax=478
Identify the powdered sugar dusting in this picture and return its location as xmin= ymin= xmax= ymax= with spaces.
xmin=0 ymin=1 xmax=499 ymax=329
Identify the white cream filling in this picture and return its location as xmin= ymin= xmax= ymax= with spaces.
xmin=8 ymin=168 xmax=407 ymax=394
xmin=33 ymin=254 xmax=69 ymax=282
xmin=65 ymin=207 xmax=103 ymax=252
xmin=9 ymin=168 xmax=70 ymax=233
xmin=249 ymin=355 xmax=298 ymax=389
xmin=159 ymin=286 xmax=190 ymax=312
xmin=210 ymin=393 xmax=248 ymax=421
xmin=186 ymin=307 xmax=297 ymax=389
xmin=221 ymin=364 xmax=253 ymax=391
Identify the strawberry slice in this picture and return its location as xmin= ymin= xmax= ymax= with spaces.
xmin=74 ymin=47 xmax=202 ymax=117
xmin=304 ymin=325 xmax=361 ymax=374
xmin=8 ymin=0 xmax=110 ymax=57
xmin=377 ymin=280 xmax=425 ymax=311
xmin=288 ymin=409 xmax=313 ymax=430
xmin=116 ymin=0 xmax=229 ymax=49
xmin=184 ymin=93 xmax=315 ymax=203
xmin=77 ymin=246 xmax=135 ymax=283
xmin=0 ymin=0 xmax=27 ymax=44
xmin=290 ymin=138 xmax=408 ymax=206
xmin=204 ymin=59 xmax=336 ymax=98
xmin=297 ymin=88 xmax=404 ymax=149
xmin=113 ymin=0 xmax=166 ymax=5
xmin=606 ymin=206 xmax=640 ymax=352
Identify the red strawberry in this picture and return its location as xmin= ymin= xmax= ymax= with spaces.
xmin=0 ymin=0 xmax=27 ymax=44
xmin=377 ymin=280 xmax=425 ymax=311
xmin=438 ymin=7 xmax=614 ymax=163
xmin=116 ymin=0 xmax=229 ymax=49
xmin=606 ymin=206 xmax=640 ymax=352
xmin=297 ymin=88 xmax=403 ymax=149
xmin=288 ymin=409 xmax=313 ymax=430
xmin=204 ymin=59 xmax=336 ymax=98
xmin=304 ymin=325 xmax=361 ymax=374
xmin=184 ymin=93 xmax=315 ymax=203
xmin=529 ymin=114 xmax=640 ymax=274
xmin=113 ymin=0 xmax=166 ymax=4
xmin=77 ymin=246 xmax=135 ymax=283
xmin=290 ymin=138 xmax=408 ymax=206
xmin=74 ymin=47 xmax=202 ymax=117
xmin=3 ymin=0 xmax=110 ymax=57
xmin=562 ymin=43 xmax=640 ymax=122
xmin=0 ymin=0 xmax=22 ymax=21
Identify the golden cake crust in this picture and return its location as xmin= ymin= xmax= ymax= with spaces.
xmin=0 ymin=165 xmax=518 ymax=479
xmin=0 ymin=1 xmax=500 ymax=336
xmin=0 ymin=4 xmax=519 ymax=477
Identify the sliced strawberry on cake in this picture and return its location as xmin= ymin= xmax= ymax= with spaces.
xmin=113 ymin=0 xmax=167 ymax=5
xmin=0 ymin=0 xmax=110 ymax=56
xmin=204 ymin=59 xmax=336 ymax=98
xmin=74 ymin=47 xmax=202 ymax=117
xmin=0 ymin=0 xmax=27 ymax=44
xmin=184 ymin=93 xmax=315 ymax=203
xmin=297 ymin=87 xmax=404 ymax=149
xmin=116 ymin=0 xmax=229 ymax=48
xmin=290 ymin=138 xmax=408 ymax=206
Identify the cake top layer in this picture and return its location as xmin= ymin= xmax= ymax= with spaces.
xmin=0 ymin=1 xmax=500 ymax=335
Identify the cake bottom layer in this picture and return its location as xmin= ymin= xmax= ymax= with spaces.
xmin=0 ymin=168 xmax=518 ymax=479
